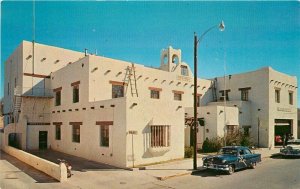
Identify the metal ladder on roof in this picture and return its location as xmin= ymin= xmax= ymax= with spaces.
xmin=124 ymin=63 xmax=138 ymax=97
xmin=13 ymin=86 xmax=22 ymax=123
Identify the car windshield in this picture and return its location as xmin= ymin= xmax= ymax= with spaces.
xmin=218 ymin=148 xmax=238 ymax=155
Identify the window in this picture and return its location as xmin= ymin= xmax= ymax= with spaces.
xmin=100 ymin=125 xmax=109 ymax=147
xmin=150 ymin=125 xmax=170 ymax=147
xmin=174 ymin=93 xmax=182 ymax=101
xmin=173 ymin=90 xmax=183 ymax=101
xmin=289 ymin=92 xmax=293 ymax=105
xmin=72 ymin=125 xmax=80 ymax=143
xmin=275 ymin=89 xmax=280 ymax=103
xmin=243 ymin=126 xmax=251 ymax=136
xmin=226 ymin=125 xmax=238 ymax=136
xmin=55 ymin=125 xmax=61 ymax=140
xmin=73 ymin=85 xmax=79 ymax=103
xmin=7 ymin=82 xmax=9 ymax=95
xmin=196 ymin=95 xmax=201 ymax=107
xmin=219 ymin=90 xmax=230 ymax=101
xmin=172 ymin=55 xmax=179 ymax=64
xmin=244 ymin=149 xmax=252 ymax=155
xmin=149 ymin=87 xmax=162 ymax=99
xmin=150 ymin=90 xmax=159 ymax=99
xmin=239 ymin=87 xmax=251 ymax=101
xmin=181 ymin=65 xmax=188 ymax=76
xmin=55 ymin=91 xmax=61 ymax=106
xmin=53 ymin=87 xmax=62 ymax=106
xmin=112 ymin=85 xmax=124 ymax=98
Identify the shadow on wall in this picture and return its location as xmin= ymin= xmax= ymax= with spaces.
xmin=142 ymin=121 xmax=152 ymax=158
xmin=142 ymin=120 xmax=169 ymax=158
xmin=0 ymin=151 xmax=57 ymax=183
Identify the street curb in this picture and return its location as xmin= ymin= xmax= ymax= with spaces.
xmin=156 ymin=168 xmax=207 ymax=181
xmin=156 ymin=172 xmax=191 ymax=181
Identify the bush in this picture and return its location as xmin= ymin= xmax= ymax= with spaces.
xmin=225 ymin=131 xmax=254 ymax=147
xmin=184 ymin=147 xmax=193 ymax=158
xmin=202 ymin=132 xmax=254 ymax=153
xmin=202 ymin=137 xmax=223 ymax=153
xmin=240 ymin=134 xmax=254 ymax=147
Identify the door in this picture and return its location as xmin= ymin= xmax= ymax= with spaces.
xmin=237 ymin=149 xmax=248 ymax=169
xmin=39 ymin=131 xmax=48 ymax=150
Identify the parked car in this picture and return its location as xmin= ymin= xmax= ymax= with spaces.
xmin=280 ymin=139 xmax=300 ymax=157
xmin=202 ymin=146 xmax=261 ymax=175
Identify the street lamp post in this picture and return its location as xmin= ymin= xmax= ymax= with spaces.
xmin=257 ymin=108 xmax=261 ymax=148
xmin=193 ymin=21 xmax=225 ymax=170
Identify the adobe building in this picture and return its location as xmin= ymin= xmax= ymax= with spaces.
xmin=1 ymin=41 xmax=298 ymax=167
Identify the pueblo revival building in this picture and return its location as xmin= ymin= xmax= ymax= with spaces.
xmin=1 ymin=41 xmax=298 ymax=168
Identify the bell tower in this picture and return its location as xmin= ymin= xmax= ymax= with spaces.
xmin=160 ymin=46 xmax=182 ymax=72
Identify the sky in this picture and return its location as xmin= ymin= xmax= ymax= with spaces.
xmin=1 ymin=1 xmax=299 ymax=106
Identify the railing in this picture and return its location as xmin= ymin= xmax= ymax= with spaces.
xmin=15 ymin=86 xmax=53 ymax=98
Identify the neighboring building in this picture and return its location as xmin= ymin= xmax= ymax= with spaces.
xmin=2 ymin=41 xmax=298 ymax=167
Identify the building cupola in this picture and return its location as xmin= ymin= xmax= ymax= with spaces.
xmin=160 ymin=46 xmax=182 ymax=72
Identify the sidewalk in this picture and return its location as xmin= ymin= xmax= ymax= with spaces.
xmin=142 ymin=148 xmax=280 ymax=180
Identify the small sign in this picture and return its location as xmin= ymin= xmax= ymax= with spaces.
xmin=128 ymin=130 xmax=138 ymax=135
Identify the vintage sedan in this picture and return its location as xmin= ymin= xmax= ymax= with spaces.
xmin=202 ymin=146 xmax=261 ymax=175
xmin=280 ymin=139 xmax=300 ymax=157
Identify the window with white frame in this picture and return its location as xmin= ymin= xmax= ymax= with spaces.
xmin=181 ymin=65 xmax=188 ymax=76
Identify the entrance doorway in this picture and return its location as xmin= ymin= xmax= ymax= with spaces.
xmin=39 ymin=131 xmax=48 ymax=150
xmin=274 ymin=119 xmax=292 ymax=146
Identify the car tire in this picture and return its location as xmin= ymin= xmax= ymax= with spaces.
xmin=250 ymin=162 xmax=256 ymax=169
xmin=227 ymin=165 xmax=235 ymax=175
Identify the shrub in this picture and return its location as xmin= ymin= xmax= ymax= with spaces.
xmin=240 ymin=134 xmax=254 ymax=147
xmin=225 ymin=131 xmax=254 ymax=147
xmin=202 ymin=137 xmax=223 ymax=153
xmin=184 ymin=147 xmax=193 ymax=158
xmin=202 ymin=132 xmax=254 ymax=153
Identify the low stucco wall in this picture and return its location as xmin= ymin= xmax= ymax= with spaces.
xmin=3 ymin=145 xmax=67 ymax=182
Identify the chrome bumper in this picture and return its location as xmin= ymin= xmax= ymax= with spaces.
xmin=203 ymin=164 xmax=229 ymax=171
xmin=280 ymin=152 xmax=300 ymax=157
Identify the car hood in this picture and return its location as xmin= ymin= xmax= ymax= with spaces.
xmin=205 ymin=154 xmax=237 ymax=161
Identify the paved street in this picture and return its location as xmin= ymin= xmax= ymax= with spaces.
xmin=1 ymin=150 xmax=300 ymax=189
xmin=162 ymin=157 xmax=300 ymax=189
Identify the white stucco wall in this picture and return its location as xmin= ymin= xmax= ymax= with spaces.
xmin=3 ymin=145 xmax=67 ymax=182
xmin=3 ymin=41 xmax=297 ymax=168
xmin=214 ymin=67 xmax=297 ymax=147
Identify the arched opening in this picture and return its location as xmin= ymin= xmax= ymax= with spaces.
xmin=172 ymin=55 xmax=179 ymax=64
xmin=163 ymin=54 xmax=168 ymax=64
